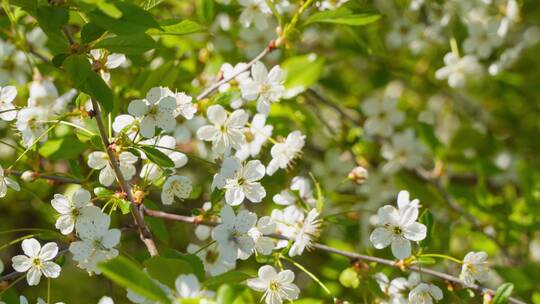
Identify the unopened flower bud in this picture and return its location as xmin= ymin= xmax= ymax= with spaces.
xmin=132 ymin=189 xmax=145 ymax=204
xmin=348 ymin=166 xmax=368 ymax=184
xmin=483 ymin=292 xmax=493 ymax=304
xmin=21 ymin=171 xmax=38 ymax=182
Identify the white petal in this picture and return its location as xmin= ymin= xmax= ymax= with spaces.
xmin=51 ymin=194 xmax=71 ymax=214
xmin=128 ymin=99 xmax=148 ymax=116
xmin=370 ymin=227 xmax=393 ymax=249
xmin=391 ymin=238 xmax=411 ymax=259
xmin=105 ymin=53 xmax=126 ymax=69
xmin=39 ymin=242 xmax=59 ymax=261
xmin=41 ymin=261 xmax=61 ymax=278
xmin=72 ymin=189 xmax=91 ymax=207
xmin=11 ymin=255 xmax=31 ymax=272
xmin=206 ymin=105 xmax=227 ymax=125
xmin=26 ymin=267 xmax=41 ymax=285
xmin=21 ymin=238 xmax=41 ymax=257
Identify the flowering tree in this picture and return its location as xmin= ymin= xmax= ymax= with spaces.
xmin=0 ymin=0 xmax=538 ymax=303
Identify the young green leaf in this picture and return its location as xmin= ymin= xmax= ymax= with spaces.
xmin=63 ymin=54 xmax=93 ymax=87
xmin=493 ymin=283 xmax=514 ymax=304
xmin=38 ymin=136 xmax=86 ymax=160
xmin=305 ymin=8 xmax=381 ymax=26
xmin=138 ymin=146 xmax=175 ymax=168
xmin=282 ymin=54 xmax=325 ymax=98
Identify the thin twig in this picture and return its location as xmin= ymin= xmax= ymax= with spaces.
xmin=143 ymin=207 xmax=526 ymax=304
xmin=196 ymin=42 xmax=275 ymax=101
xmin=90 ymin=99 xmax=159 ymax=256
xmin=10 ymin=170 xmax=83 ymax=184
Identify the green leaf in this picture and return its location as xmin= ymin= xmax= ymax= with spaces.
xmin=141 ymin=0 xmax=164 ymax=10
xmin=10 ymin=0 xmax=37 ymax=11
xmin=38 ymin=136 xmax=86 ymax=160
xmin=116 ymin=199 xmax=131 ymax=214
xmin=196 ymin=0 xmax=214 ymax=24
xmin=138 ymin=146 xmax=174 ymax=168
xmin=143 ymin=256 xmax=196 ymax=287
xmin=87 ymin=2 xmax=160 ymax=35
xmin=152 ymin=19 xmax=206 ymax=36
xmin=52 ymin=53 xmax=69 ymax=68
xmin=202 ymin=271 xmax=251 ymax=289
xmin=63 ymin=54 xmax=92 ymax=87
xmin=81 ymin=22 xmax=106 ymax=44
xmin=36 ymin=6 xmax=69 ymax=32
xmin=493 ymin=283 xmax=514 ymax=304
xmin=305 ymin=8 xmax=381 ymax=26
xmin=81 ymin=72 xmax=113 ymax=113
xmin=98 ymin=256 xmax=170 ymax=304
xmin=339 ymin=267 xmax=360 ymax=288
xmin=161 ymin=249 xmax=205 ymax=281
xmin=94 ymin=33 xmax=156 ymax=55
xmin=281 ymin=54 xmax=325 ymax=98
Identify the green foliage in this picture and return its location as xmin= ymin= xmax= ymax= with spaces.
xmin=87 ymin=2 xmax=160 ymax=35
xmin=138 ymin=145 xmax=175 ymax=168
xmin=94 ymin=33 xmax=157 ymax=55
xmin=98 ymin=256 xmax=170 ymax=304
xmin=282 ymin=54 xmax=325 ymax=97
xmin=305 ymin=8 xmax=381 ymax=26
xmin=493 ymin=283 xmax=514 ymax=304
xmin=202 ymin=271 xmax=252 ymax=289
xmin=38 ymin=136 xmax=86 ymax=160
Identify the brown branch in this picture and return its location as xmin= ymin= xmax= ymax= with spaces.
xmin=90 ymin=99 xmax=159 ymax=257
xmin=143 ymin=207 xmax=526 ymax=304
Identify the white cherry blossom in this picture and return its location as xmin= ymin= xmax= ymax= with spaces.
xmin=289 ymin=209 xmax=321 ymax=257
xmin=235 ymin=113 xmax=273 ymax=161
xmin=161 ymin=175 xmax=192 ymax=205
xmin=187 ymin=243 xmax=236 ymax=276
xmin=69 ymin=209 xmax=120 ymax=274
xmin=128 ymin=87 xmax=178 ymax=138
xmin=90 ymin=49 xmax=126 ymax=83
xmin=238 ymin=0 xmax=272 ymax=30
xmin=361 ymin=96 xmax=404 ymax=137
xmin=197 ymin=105 xmax=248 ymax=154
xmin=87 ymin=151 xmax=138 ymax=186
xmin=241 ymin=62 xmax=285 ymax=114
xmin=370 ymin=200 xmax=426 ymax=259
xmin=15 ymin=107 xmax=48 ymax=147
xmin=11 ymin=238 xmax=61 ymax=286
xmin=435 ymin=52 xmax=482 ymax=88
xmin=408 ymin=283 xmax=443 ymax=304
xmin=0 ymin=85 xmax=17 ymax=121
xmin=174 ymin=274 xmax=214 ymax=301
xmin=211 ymin=205 xmax=256 ymax=262
xmin=247 ymin=265 xmax=300 ymax=304
xmin=51 ymin=189 xmax=100 ymax=235
xmin=266 ymin=131 xmax=305 ymax=176
xmin=459 ymin=251 xmax=490 ymax=287
xmin=381 ymin=129 xmax=425 ymax=174
xmin=223 ymin=158 xmax=266 ymax=206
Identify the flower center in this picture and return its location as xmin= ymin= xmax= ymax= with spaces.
xmin=148 ymin=105 xmax=159 ymax=116
xmin=269 ymin=281 xmax=280 ymax=292
xmin=32 ymin=258 xmax=42 ymax=267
